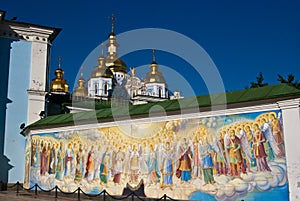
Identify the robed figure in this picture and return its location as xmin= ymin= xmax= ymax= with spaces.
xmin=161 ymin=142 xmax=174 ymax=188
xmin=253 ymin=123 xmax=271 ymax=172
xmin=176 ymin=138 xmax=192 ymax=182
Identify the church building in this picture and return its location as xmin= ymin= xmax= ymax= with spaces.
xmin=1 ymin=10 xmax=300 ymax=201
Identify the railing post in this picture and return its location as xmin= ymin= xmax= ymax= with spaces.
xmin=164 ymin=194 xmax=167 ymax=201
xmin=55 ymin=185 xmax=58 ymax=200
xmin=16 ymin=181 xmax=20 ymax=196
xmin=103 ymin=190 xmax=106 ymax=201
xmin=34 ymin=184 xmax=38 ymax=198
xmin=77 ymin=187 xmax=81 ymax=201
xmin=131 ymin=193 xmax=134 ymax=201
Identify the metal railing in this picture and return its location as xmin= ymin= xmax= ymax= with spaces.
xmin=9 ymin=181 xmax=179 ymax=201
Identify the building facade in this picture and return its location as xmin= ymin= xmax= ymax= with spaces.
xmin=22 ymin=84 xmax=300 ymax=201
xmin=72 ymin=23 xmax=170 ymax=106
xmin=0 ymin=10 xmax=60 ymax=185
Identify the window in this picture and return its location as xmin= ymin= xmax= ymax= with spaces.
xmin=94 ymin=83 xmax=98 ymax=95
xmin=104 ymin=82 xmax=108 ymax=94
xmin=159 ymin=87 xmax=162 ymax=97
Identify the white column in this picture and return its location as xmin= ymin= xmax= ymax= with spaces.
xmin=27 ymin=41 xmax=49 ymax=124
xmin=278 ymin=98 xmax=300 ymax=201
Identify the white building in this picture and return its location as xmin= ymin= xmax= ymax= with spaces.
xmin=0 ymin=10 xmax=60 ymax=185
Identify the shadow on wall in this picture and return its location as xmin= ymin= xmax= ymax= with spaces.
xmin=0 ymin=31 xmax=18 ymax=190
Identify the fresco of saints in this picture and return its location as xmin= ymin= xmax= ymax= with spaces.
xmin=64 ymin=143 xmax=73 ymax=177
xmin=48 ymin=143 xmax=56 ymax=174
xmin=40 ymin=141 xmax=49 ymax=176
xmin=236 ymin=127 xmax=253 ymax=173
xmin=260 ymin=118 xmax=278 ymax=161
xmin=215 ymin=132 xmax=227 ymax=175
xmin=200 ymin=139 xmax=215 ymax=185
xmin=31 ymin=139 xmax=36 ymax=167
xmin=71 ymin=143 xmax=77 ymax=176
xmin=81 ymin=145 xmax=88 ymax=178
xmin=146 ymin=143 xmax=160 ymax=185
xmin=113 ymin=146 xmax=124 ymax=184
xmin=244 ymin=125 xmax=257 ymax=168
xmin=129 ymin=145 xmax=140 ymax=183
xmin=85 ymin=145 xmax=95 ymax=183
xmin=176 ymin=138 xmax=192 ymax=182
xmin=74 ymin=144 xmax=84 ymax=183
xmin=192 ymin=137 xmax=202 ymax=178
xmin=269 ymin=113 xmax=285 ymax=158
xmin=161 ymin=141 xmax=174 ymax=189
xmin=55 ymin=142 xmax=64 ymax=180
xmin=32 ymin=139 xmax=40 ymax=169
xmin=226 ymin=129 xmax=246 ymax=177
xmin=100 ymin=147 xmax=111 ymax=184
xmin=93 ymin=146 xmax=102 ymax=181
xmin=122 ymin=145 xmax=131 ymax=181
xmin=252 ymin=123 xmax=271 ymax=172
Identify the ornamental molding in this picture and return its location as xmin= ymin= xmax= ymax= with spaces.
xmin=277 ymin=98 xmax=300 ymax=110
xmin=0 ymin=21 xmax=59 ymax=44
xmin=27 ymin=89 xmax=47 ymax=97
xmin=28 ymin=102 xmax=279 ymax=135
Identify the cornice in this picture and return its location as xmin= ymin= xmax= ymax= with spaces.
xmin=277 ymin=98 xmax=300 ymax=110
xmin=0 ymin=20 xmax=61 ymax=44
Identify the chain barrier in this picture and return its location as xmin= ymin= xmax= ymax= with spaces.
xmin=10 ymin=181 xmax=177 ymax=201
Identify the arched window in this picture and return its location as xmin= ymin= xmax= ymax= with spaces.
xmin=94 ymin=83 xmax=98 ymax=95
xmin=104 ymin=82 xmax=108 ymax=95
xmin=159 ymin=87 xmax=162 ymax=97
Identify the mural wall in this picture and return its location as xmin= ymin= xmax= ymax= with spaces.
xmin=24 ymin=110 xmax=289 ymax=201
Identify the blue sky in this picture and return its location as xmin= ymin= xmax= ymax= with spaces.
xmin=2 ymin=0 xmax=300 ymax=97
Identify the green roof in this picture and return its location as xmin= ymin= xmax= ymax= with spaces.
xmin=23 ymin=84 xmax=300 ymax=133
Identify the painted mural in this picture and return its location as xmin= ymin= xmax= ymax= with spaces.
xmin=24 ymin=110 xmax=289 ymax=201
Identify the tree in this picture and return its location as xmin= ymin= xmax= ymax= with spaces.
xmin=277 ymin=74 xmax=300 ymax=89
xmin=249 ymin=72 xmax=268 ymax=88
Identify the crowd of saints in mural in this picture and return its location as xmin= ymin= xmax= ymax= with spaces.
xmin=24 ymin=110 xmax=288 ymax=201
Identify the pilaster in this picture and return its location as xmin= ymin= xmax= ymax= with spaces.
xmin=277 ymin=98 xmax=300 ymax=201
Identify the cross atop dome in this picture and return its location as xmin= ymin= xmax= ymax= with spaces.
xmin=110 ymin=14 xmax=116 ymax=34
xmin=57 ymin=57 xmax=62 ymax=69
xmin=152 ymin=49 xmax=156 ymax=64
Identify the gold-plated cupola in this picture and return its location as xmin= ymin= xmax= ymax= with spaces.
xmin=144 ymin=50 xmax=166 ymax=84
xmin=50 ymin=57 xmax=69 ymax=93
xmin=74 ymin=71 xmax=88 ymax=97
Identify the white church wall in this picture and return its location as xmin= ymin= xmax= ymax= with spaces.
xmin=24 ymin=100 xmax=295 ymax=200
xmin=278 ymin=99 xmax=300 ymax=201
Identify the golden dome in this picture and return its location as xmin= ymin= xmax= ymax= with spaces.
xmin=90 ymin=56 xmax=114 ymax=78
xmin=108 ymin=58 xmax=127 ymax=73
xmin=144 ymin=62 xmax=166 ymax=84
xmin=74 ymin=75 xmax=88 ymax=97
xmin=50 ymin=68 xmax=69 ymax=93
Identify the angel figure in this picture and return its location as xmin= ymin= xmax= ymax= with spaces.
xmin=100 ymin=146 xmax=111 ymax=184
xmin=269 ymin=113 xmax=285 ymax=158
xmin=161 ymin=141 xmax=174 ymax=189
xmin=244 ymin=125 xmax=257 ymax=168
xmin=226 ymin=129 xmax=246 ymax=177
xmin=113 ymin=146 xmax=125 ymax=184
xmin=192 ymin=137 xmax=202 ymax=178
xmin=214 ymin=131 xmax=227 ymax=175
xmin=85 ymin=145 xmax=95 ymax=183
xmin=200 ymin=138 xmax=215 ymax=185
xmin=252 ymin=123 xmax=271 ymax=172
xmin=176 ymin=138 xmax=192 ymax=182
xmin=129 ymin=144 xmax=140 ymax=183
xmin=260 ymin=118 xmax=280 ymax=160
xmin=236 ymin=127 xmax=253 ymax=173
xmin=146 ymin=143 xmax=160 ymax=185
xmin=139 ymin=144 xmax=149 ymax=180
